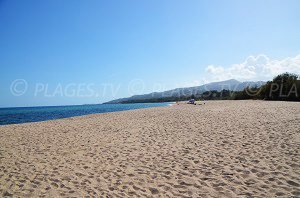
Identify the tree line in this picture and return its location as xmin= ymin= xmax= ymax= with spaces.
xmin=234 ymin=73 xmax=299 ymax=101
xmin=120 ymin=73 xmax=299 ymax=103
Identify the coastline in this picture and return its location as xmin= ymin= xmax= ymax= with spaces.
xmin=0 ymin=103 xmax=170 ymax=126
xmin=0 ymin=100 xmax=299 ymax=197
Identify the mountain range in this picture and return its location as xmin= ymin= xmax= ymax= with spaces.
xmin=105 ymin=79 xmax=265 ymax=104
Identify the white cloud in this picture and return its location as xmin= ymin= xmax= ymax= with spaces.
xmin=204 ymin=54 xmax=300 ymax=82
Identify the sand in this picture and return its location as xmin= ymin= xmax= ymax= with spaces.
xmin=0 ymin=100 xmax=299 ymax=197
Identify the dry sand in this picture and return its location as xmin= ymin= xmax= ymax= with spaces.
xmin=0 ymin=100 xmax=299 ymax=197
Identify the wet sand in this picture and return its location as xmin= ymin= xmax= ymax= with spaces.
xmin=0 ymin=100 xmax=299 ymax=197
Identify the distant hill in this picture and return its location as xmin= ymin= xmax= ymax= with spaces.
xmin=104 ymin=79 xmax=265 ymax=104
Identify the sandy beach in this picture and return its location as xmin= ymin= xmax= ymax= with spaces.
xmin=0 ymin=100 xmax=299 ymax=197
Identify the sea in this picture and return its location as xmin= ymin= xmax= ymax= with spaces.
xmin=0 ymin=103 xmax=170 ymax=125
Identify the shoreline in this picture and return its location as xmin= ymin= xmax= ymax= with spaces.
xmin=0 ymin=103 xmax=170 ymax=126
xmin=0 ymin=105 xmax=171 ymax=127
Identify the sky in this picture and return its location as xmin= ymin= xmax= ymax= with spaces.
xmin=0 ymin=0 xmax=300 ymax=107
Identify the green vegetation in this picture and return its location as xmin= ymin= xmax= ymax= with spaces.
xmin=234 ymin=73 xmax=300 ymax=101
xmin=120 ymin=73 xmax=299 ymax=103
xmin=121 ymin=90 xmax=236 ymax=103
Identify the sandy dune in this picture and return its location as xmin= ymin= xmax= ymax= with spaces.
xmin=0 ymin=100 xmax=299 ymax=197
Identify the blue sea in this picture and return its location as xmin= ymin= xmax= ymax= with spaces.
xmin=0 ymin=103 xmax=170 ymax=125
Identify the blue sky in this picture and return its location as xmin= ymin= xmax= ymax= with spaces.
xmin=0 ymin=0 xmax=299 ymax=107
